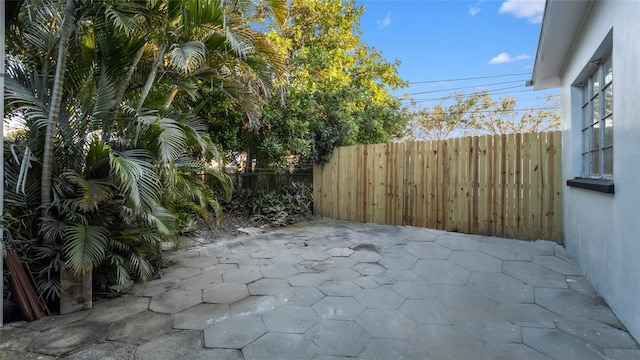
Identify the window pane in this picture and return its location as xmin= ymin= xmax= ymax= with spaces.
xmin=605 ymin=85 xmax=613 ymax=115
xmin=582 ymin=128 xmax=590 ymax=152
xmin=604 ymin=116 xmax=613 ymax=146
xmin=593 ymin=95 xmax=600 ymax=123
xmin=591 ymin=150 xmax=600 ymax=175
xmin=583 ymin=153 xmax=590 ymax=176
xmin=592 ymin=122 xmax=600 ymax=149
xmin=604 ymin=57 xmax=612 ymax=85
xmin=604 ymin=147 xmax=613 ymax=175
xmin=582 ymin=104 xmax=591 ymax=128
xmin=592 ymin=72 xmax=600 ymax=95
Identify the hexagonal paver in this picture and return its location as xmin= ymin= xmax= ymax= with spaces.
xmin=301 ymin=251 xmax=331 ymax=261
xmin=132 ymin=279 xmax=180 ymax=297
xmin=482 ymin=343 xmax=552 ymax=360
xmin=179 ymin=255 xmax=220 ymax=268
xmin=534 ymin=287 xmax=621 ymax=325
xmin=503 ymin=261 xmax=566 ymax=288
xmin=327 ymin=248 xmax=354 ymax=257
xmin=174 ymin=303 xmax=230 ymax=329
xmin=107 ymin=311 xmax=172 ymax=344
xmin=248 ymin=278 xmax=291 ymax=296
xmin=352 ymin=263 xmax=386 ymax=276
xmin=399 ymin=299 xmax=456 ymax=325
xmin=385 ymin=269 xmax=424 ymax=281
xmin=379 ymin=255 xmax=417 ymax=270
xmin=413 ymin=260 xmax=470 ymax=285
xmin=261 ymin=263 xmax=299 ymax=279
xmin=63 ymin=341 xmax=137 ymax=360
xmin=391 ymin=281 xmax=436 ymax=299
xmin=532 ymin=255 xmax=583 ymax=275
xmin=356 ymin=309 xmax=417 ymax=339
xmin=432 ymin=284 xmax=496 ymax=316
xmin=204 ymin=316 xmax=267 ymax=349
xmin=203 ymin=283 xmax=249 ymax=304
xmin=26 ymin=322 xmax=107 ymax=356
xmin=355 ymin=288 xmax=405 ymax=309
xmin=359 ymin=338 xmax=426 ymax=360
xmin=222 ymin=267 xmax=263 ymax=284
xmin=159 ymin=267 xmax=201 ymax=282
xmin=318 ymin=280 xmax=362 ymax=296
xmin=149 ymin=288 xmax=202 ymax=314
xmin=263 ymin=305 xmax=320 ymax=333
xmin=556 ymin=319 xmax=639 ymax=349
xmin=350 ymin=251 xmax=383 ymax=263
xmin=135 ymin=330 xmax=203 ymax=360
xmin=87 ymin=296 xmax=150 ymax=323
xmin=277 ymin=287 xmax=325 ymax=306
xmin=179 ymin=273 xmax=223 ymax=290
xmin=467 ymin=272 xmax=533 ymax=303
xmin=271 ymin=254 xmax=304 ymax=265
xmin=478 ymin=242 xmax=532 ymax=261
xmin=306 ymin=320 xmax=371 ymax=357
xmin=449 ymin=251 xmax=503 ymax=272
xmin=242 ymin=333 xmax=318 ymax=360
xmin=354 ymin=277 xmax=382 ymax=289
xmin=288 ymin=273 xmax=331 ymax=287
xmin=436 ymin=234 xmax=482 ymax=250
xmin=312 ymin=297 xmax=366 ymax=320
xmin=251 ymin=250 xmax=279 ymax=259
xmin=415 ymin=324 xmax=484 ymax=360
xmin=322 ymin=267 xmax=360 ymax=280
xmin=523 ymin=327 xmax=611 ymax=360
xmin=230 ymin=296 xmax=281 ymax=316
xmin=404 ymin=242 xmax=451 ymax=259
xmin=462 ymin=322 xmax=522 ymax=343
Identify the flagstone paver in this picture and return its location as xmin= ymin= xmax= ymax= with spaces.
xmin=2 ymin=219 xmax=638 ymax=359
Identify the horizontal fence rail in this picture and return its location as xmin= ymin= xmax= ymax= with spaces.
xmin=313 ymin=131 xmax=562 ymax=243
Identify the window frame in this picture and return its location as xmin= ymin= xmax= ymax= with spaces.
xmin=579 ymin=54 xmax=613 ymax=179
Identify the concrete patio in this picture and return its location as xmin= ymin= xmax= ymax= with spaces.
xmin=1 ymin=219 xmax=638 ymax=359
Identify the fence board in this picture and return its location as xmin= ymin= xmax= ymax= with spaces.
xmin=314 ymin=131 xmax=563 ymax=242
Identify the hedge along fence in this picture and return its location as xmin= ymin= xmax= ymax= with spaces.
xmin=313 ymin=131 xmax=563 ymax=243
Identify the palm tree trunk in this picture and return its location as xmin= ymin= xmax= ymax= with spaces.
xmin=108 ymin=44 xmax=146 ymax=136
xmin=40 ymin=0 xmax=76 ymax=222
xmin=124 ymin=45 xmax=167 ymax=139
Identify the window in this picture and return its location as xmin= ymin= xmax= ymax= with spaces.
xmin=580 ymin=55 xmax=613 ymax=178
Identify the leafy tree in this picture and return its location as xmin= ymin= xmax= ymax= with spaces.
xmin=469 ymin=94 xmax=560 ymax=135
xmin=231 ymin=0 xmax=409 ymax=167
xmin=409 ymin=92 xmax=560 ymax=140
xmin=409 ymin=92 xmax=485 ymax=140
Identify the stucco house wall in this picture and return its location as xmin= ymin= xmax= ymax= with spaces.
xmin=545 ymin=0 xmax=640 ymax=341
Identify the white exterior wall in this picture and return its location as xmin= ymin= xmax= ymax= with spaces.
xmin=560 ymin=0 xmax=640 ymax=341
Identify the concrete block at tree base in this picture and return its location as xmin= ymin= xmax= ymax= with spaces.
xmin=60 ymin=267 xmax=92 ymax=315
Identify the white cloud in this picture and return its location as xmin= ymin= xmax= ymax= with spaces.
xmin=469 ymin=6 xmax=481 ymax=16
xmin=489 ymin=52 xmax=532 ymax=65
xmin=499 ymin=0 xmax=545 ymax=23
xmin=377 ymin=12 xmax=392 ymax=29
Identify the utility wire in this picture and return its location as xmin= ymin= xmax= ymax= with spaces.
xmin=411 ymin=107 xmax=560 ymax=114
xmin=408 ymin=72 xmax=530 ymax=85
xmin=403 ymin=89 xmax=534 ymax=102
xmin=408 ymin=81 xmax=526 ymax=96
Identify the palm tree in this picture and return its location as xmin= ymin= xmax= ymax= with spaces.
xmin=4 ymin=0 xmax=287 ymax=299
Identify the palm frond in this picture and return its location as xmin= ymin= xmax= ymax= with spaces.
xmin=62 ymin=224 xmax=109 ymax=274
xmin=170 ymin=41 xmax=207 ymax=75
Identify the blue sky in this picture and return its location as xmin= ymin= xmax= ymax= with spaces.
xmin=355 ymin=0 xmax=558 ymax=110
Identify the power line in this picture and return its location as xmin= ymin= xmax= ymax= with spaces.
xmin=408 ymin=72 xmax=530 ymax=85
xmin=408 ymin=81 xmax=526 ymax=96
xmin=411 ymin=107 xmax=561 ymax=114
xmin=403 ymin=89 xmax=534 ymax=103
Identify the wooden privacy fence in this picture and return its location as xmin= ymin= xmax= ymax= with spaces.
xmin=313 ymin=131 xmax=563 ymax=243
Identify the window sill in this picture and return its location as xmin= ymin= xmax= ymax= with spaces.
xmin=566 ymin=178 xmax=615 ymax=194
